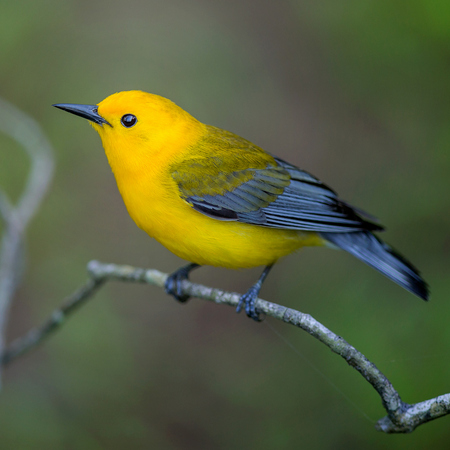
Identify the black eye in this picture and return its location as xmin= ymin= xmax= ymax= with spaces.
xmin=121 ymin=114 xmax=137 ymax=128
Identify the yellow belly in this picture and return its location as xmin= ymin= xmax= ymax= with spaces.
xmin=119 ymin=175 xmax=324 ymax=268
xmin=156 ymin=219 xmax=323 ymax=268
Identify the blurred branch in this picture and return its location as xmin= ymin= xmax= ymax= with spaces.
xmin=1 ymin=260 xmax=449 ymax=433
xmin=0 ymin=98 xmax=54 ymax=382
xmin=0 ymin=277 xmax=104 ymax=366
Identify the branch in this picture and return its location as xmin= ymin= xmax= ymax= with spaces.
xmin=0 ymin=277 xmax=104 ymax=366
xmin=1 ymin=260 xmax=448 ymax=433
xmin=0 ymin=98 xmax=54 ymax=379
xmin=376 ymin=394 xmax=450 ymax=433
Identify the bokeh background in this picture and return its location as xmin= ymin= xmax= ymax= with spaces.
xmin=1 ymin=1 xmax=449 ymax=449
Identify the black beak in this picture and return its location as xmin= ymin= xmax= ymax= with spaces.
xmin=53 ymin=103 xmax=112 ymax=127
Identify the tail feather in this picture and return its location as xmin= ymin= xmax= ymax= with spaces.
xmin=320 ymin=231 xmax=429 ymax=301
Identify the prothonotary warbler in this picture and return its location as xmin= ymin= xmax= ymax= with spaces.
xmin=54 ymin=91 xmax=429 ymax=320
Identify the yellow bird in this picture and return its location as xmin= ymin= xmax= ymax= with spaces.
xmin=54 ymin=91 xmax=428 ymax=320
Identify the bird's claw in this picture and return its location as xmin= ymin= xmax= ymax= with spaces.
xmin=165 ymin=269 xmax=191 ymax=303
xmin=236 ymin=287 xmax=264 ymax=322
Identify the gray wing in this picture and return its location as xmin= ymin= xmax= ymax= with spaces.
xmin=253 ymin=157 xmax=383 ymax=232
xmin=173 ymin=155 xmax=383 ymax=233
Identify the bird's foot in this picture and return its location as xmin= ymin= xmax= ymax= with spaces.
xmin=236 ymin=286 xmax=264 ymax=322
xmin=236 ymin=265 xmax=272 ymax=321
xmin=165 ymin=263 xmax=199 ymax=303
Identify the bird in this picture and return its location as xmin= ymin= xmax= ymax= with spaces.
xmin=54 ymin=90 xmax=428 ymax=321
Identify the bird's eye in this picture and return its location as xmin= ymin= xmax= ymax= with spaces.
xmin=121 ymin=114 xmax=137 ymax=128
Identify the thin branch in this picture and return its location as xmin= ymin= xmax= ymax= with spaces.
xmin=376 ymin=394 xmax=450 ymax=433
xmin=0 ymin=97 xmax=55 ymax=226
xmin=1 ymin=260 xmax=448 ymax=433
xmin=0 ymin=97 xmax=54 ymax=379
xmin=1 ymin=278 xmax=104 ymax=366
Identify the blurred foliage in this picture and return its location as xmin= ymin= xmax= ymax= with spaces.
xmin=0 ymin=0 xmax=449 ymax=448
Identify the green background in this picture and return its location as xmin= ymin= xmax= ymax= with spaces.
xmin=0 ymin=1 xmax=449 ymax=448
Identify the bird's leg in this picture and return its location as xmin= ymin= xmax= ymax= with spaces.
xmin=165 ymin=263 xmax=200 ymax=303
xmin=236 ymin=265 xmax=273 ymax=322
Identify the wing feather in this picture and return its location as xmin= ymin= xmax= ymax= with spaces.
xmin=170 ymin=126 xmax=382 ymax=233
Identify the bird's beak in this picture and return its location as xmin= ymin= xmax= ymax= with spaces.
xmin=53 ymin=103 xmax=112 ymax=127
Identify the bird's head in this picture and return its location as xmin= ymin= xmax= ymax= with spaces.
xmin=54 ymin=90 xmax=203 ymax=172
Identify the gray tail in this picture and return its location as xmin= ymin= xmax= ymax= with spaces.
xmin=320 ymin=231 xmax=429 ymax=301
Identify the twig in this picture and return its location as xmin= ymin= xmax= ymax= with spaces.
xmin=376 ymin=394 xmax=450 ymax=433
xmin=0 ymin=278 xmax=104 ymax=366
xmin=0 ymin=98 xmax=55 ymax=226
xmin=1 ymin=260 xmax=448 ymax=433
xmin=0 ymin=97 xmax=54 ymax=380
